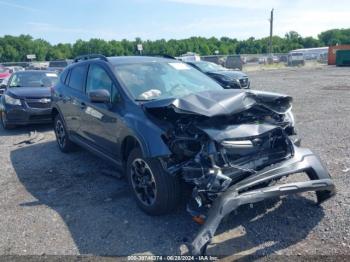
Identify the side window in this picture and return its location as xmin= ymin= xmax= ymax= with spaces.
xmin=60 ymin=69 xmax=69 ymax=84
xmin=68 ymin=65 xmax=87 ymax=91
xmin=86 ymin=64 xmax=113 ymax=94
xmin=9 ymin=74 xmax=19 ymax=87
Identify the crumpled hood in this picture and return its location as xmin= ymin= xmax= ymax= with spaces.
xmin=143 ymin=89 xmax=292 ymax=118
xmin=6 ymin=87 xmax=51 ymax=99
xmin=208 ymin=70 xmax=247 ymax=79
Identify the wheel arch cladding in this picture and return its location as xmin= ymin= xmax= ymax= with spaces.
xmin=121 ymin=136 xmax=141 ymax=163
xmin=51 ymin=107 xmax=59 ymax=120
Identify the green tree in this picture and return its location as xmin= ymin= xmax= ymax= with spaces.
xmin=0 ymin=29 xmax=349 ymax=63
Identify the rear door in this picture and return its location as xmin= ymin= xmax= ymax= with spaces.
xmin=58 ymin=64 xmax=88 ymax=134
xmin=79 ymin=63 xmax=120 ymax=158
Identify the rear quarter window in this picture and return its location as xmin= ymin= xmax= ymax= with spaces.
xmin=60 ymin=69 xmax=69 ymax=84
xmin=68 ymin=65 xmax=87 ymax=91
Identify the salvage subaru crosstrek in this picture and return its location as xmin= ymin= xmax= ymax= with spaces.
xmin=52 ymin=54 xmax=335 ymax=255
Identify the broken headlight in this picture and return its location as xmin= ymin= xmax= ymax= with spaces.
xmin=285 ymin=110 xmax=295 ymax=127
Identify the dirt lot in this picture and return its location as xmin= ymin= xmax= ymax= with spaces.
xmin=0 ymin=65 xmax=349 ymax=259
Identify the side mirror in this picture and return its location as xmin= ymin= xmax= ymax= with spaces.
xmin=88 ymin=89 xmax=111 ymax=103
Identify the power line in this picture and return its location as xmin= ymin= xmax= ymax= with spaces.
xmin=269 ymin=8 xmax=274 ymax=55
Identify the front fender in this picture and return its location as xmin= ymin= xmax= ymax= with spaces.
xmin=122 ymin=112 xmax=171 ymax=158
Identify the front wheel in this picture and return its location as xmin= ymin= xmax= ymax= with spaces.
xmin=126 ymin=148 xmax=181 ymax=215
xmin=0 ymin=111 xmax=15 ymax=129
xmin=54 ymin=114 xmax=76 ymax=153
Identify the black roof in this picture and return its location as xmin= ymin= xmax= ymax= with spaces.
xmin=107 ymin=56 xmax=176 ymax=65
xmin=67 ymin=55 xmax=178 ymax=70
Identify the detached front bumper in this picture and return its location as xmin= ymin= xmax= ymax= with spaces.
xmin=189 ymin=146 xmax=336 ymax=255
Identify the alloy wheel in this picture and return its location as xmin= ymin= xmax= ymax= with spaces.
xmin=130 ymin=158 xmax=157 ymax=206
xmin=55 ymin=119 xmax=66 ymax=148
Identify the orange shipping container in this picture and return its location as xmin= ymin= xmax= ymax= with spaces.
xmin=328 ymin=45 xmax=350 ymax=65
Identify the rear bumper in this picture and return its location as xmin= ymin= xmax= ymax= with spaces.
xmin=189 ymin=146 xmax=336 ymax=255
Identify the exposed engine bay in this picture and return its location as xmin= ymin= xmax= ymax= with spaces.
xmin=143 ymin=89 xmax=335 ymax=255
xmin=145 ymin=90 xmax=296 ymax=213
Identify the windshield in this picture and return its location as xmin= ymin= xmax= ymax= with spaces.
xmin=193 ymin=62 xmax=227 ymax=73
xmin=114 ymin=62 xmax=223 ymax=101
xmin=9 ymin=72 xmax=58 ymax=88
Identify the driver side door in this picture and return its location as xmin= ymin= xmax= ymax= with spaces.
xmin=79 ymin=64 xmax=120 ymax=158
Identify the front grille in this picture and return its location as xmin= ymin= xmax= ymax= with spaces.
xmin=239 ymin=77 xmax=249 ymax=87
xmin=25 ymin=98 xmax=52 ymax=109
xmin=220 ymin=127 xmax=293 ymax=171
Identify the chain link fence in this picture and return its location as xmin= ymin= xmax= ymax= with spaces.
xmin=1 ymin=51 xmax=328 ymax=74
xmin=200 ymin=52 xmax=328 ymax=72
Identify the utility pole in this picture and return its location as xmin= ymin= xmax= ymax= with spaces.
xmin=269 ymin=8 xmax=274 ymax=56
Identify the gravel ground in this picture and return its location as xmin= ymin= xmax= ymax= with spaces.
xmin=0 ymin=65 xmax=349 ymax=259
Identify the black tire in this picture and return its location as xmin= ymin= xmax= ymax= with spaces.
xmin=54 ymin=114 xmax=76 ymax=153
xmin=0 ymin=111 xmax=15 ymax=129
xmin=126 ymin=147 xmax=180 ymax=215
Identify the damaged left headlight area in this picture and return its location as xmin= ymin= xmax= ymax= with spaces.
xmin=158 ymin=108 xmax=296 ymax=218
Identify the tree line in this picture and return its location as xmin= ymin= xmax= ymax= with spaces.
xmin=0 ymin=29 xmax=349 ymax=62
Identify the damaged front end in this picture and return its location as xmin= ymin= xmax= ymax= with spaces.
xmin=143 ymin=89 xmax=335 ymax=255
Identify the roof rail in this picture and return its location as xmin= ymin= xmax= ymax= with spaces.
xmin=161 ymin=55 xmax=177 ymax=60
xmin=73 ymin=54 xmax=108 ymax=63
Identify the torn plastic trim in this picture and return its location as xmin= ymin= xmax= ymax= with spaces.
xmin=188 ymin=146 xmax=336 ymax=255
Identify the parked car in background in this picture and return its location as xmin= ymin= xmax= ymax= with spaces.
xmin=0 ymin=77 xmax=10 ymax=95
xmin=258 ymin=57 xmax=267 ymax=64
xmin=6 ymin=66 xmax=25 ymax=73
xmin=287 ymin=52 xmax=305 ymax=66
xmin=271 ymin=55 xmax=280 ymax=63
xmin=279 ymin=55 xmax=288 ymax=63
xmin=201 ymin=55 xmax=226 ymax=67
xmin=52 ymin=54 xmax=335 ymax=255
xmin=27 ymin=62 xmax=49 ymax=70
xmin=187 ymin=60 xmax=250 ymax=89
xmin=0 ymin=70 xmax=58 ymax=129
xmin=177 ymin=52 xmax=201 ymax=63
xmin=48 ymin=59 xmax=73 ymax=73
xmin=0 ymin=67 xmax=12 ymax=96
xmin=225 ymin=55 xmax=243 ymax=70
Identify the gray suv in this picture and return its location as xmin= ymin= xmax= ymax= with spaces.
xmin=52 ymin=54 xmax=335 ymax=255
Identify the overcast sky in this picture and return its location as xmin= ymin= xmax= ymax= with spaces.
xmin=0 ymin=0 xmax=349 ymax=43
